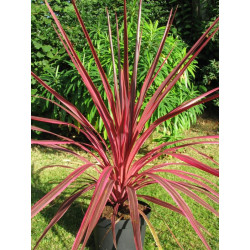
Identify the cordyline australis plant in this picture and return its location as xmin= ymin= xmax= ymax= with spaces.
xmin=31 ymin=0 xmax=219 ymax=249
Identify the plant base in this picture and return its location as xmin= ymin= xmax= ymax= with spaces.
xmin=93 ymin=202 xmax=151 ymax=250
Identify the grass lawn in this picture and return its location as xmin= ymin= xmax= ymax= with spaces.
xmin=31 ymin=117 xmax=219 ymax=249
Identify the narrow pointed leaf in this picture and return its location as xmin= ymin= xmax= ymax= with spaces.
xmin=72 ymin=166 xmax=114 ymax=249
xmin=31 ymin=163 xmax=94 ymax=218
xmin=169 ymin=181 xmax=218 ymax=216
xmin=123 ymin=0 xmax=129 ymax=91
xmin=72 ymin=0 xmax=118 ymax=125
xmin=34 ymin=184 xmax=94 ymax=249
xmin=138 ymin=210 xmax=163 ymax=250
xmin=106 ymin=8 xmax=120 ymax=115
xmin=81 ymin=180 xmax=114 ymax=249
xmin=127 ymin=186 xmax=143 ymax=250
xmin=137 ymin=195 xmax=184 ymax=216
xmin=168 ymin=153 xmax=219 ymax=177
xmin=111 ymin=203 xmax=120 ymax=249
xmin=147 ymin=173 xmax=211 ymax=249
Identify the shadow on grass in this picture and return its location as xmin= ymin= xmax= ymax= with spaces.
xmin=31 ymin=164 xmax=95 ymax=249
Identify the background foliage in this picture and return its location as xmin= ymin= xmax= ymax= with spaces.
xmin=31 ymin=0 xmax=218 ymax=140
xmin=144 ymin=0 xmax=219 ymax=99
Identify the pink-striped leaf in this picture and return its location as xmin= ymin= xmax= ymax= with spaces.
xmin=169 ymin=181 xmax=218 ymax=216
xmin=31 ymin=125 xmax=95 ymax=164
xmin=138 ymin=18 xmax=218 ymax=123
xmin=72 ymin=166 xmax=114 ymax=250
xmin=135 ymin=26 xmax=219 ymax=137
xmin=111 ymin=203 xmax=120 ymax=249
xmin=153 ymin=169 xmax=218 ymax=197
xmin=34 ymin=184 xmax=94 ymax=249
xmin=44 ymin=1 xmax=119 ymax=163
xmin=132 ymin=135 xmax=218 ymax=168
xmin=128 ymin=0 xmax=143 ymax=146
xmin=126 ymin=91 xmax=219 ymax=169
xmin=31 ymin=114 xmax=108 ymax=154
xmin=31 ymin=96 xmax=109 ymax=153
xmin=31 ymin=140 xmax=72 ymax=145
xmin=106 ymin=8 xmax=121 ymax=119
xmin=135 ymin=8 xmax=176 ymax=120
xmin=167 ymin=153 xmax=219 ymax=177
xmin=81 ymin=180 xmax=114 ymax=249
xmin=35 ymin=165 xmax=75 ymax=174
xmin=31 ymin=72 xmax=90 ymax=127
xmin=189 ymin=146 xmax=219 ymax=165
xmin=128 ymin=140 xmax=218 ymax=181
xmin=137 ymin=195 xmax=184 ymax=216
xmin=147 ymin=173 xmax=211 ymax=249
xmin=127 ymin=186 xmax=143 ymax=250
xmin=175 ymin=181 xmax=219 ymax=203
xmin=164 ymin=169 xmax=219 ymax=188
xmin=72 ymin=1 xmax=118 ymax=126
xmin=123 ymin=0 xmax=129 ymax=92
xmin=37 ymin=143 xmax=92 ymax=164
xmin=115 ymin=12 xmax=123 ymax=108
xmin=31 ymin=163 xmax=94 ymax=218
xmin=31 ymin=119 xmax=109 ymax=165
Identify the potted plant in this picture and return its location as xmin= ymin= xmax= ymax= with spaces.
xmin=31 ymin=0 xmax=219 ymax=249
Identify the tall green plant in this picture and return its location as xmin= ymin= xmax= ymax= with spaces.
xmin=144 ymin=0 xmax=219 ymax=104
xmin=32 ymin=0 xmax=203 ymax=140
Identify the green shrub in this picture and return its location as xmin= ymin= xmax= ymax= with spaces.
xmin=32 ymin=0 xmax=204 ymax=141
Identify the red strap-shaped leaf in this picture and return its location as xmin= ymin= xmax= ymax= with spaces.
xmin=175 ymin=182 xmax=219 ymax=203
xmin=123 ymin=0 xmax=129 ymax=92
xmin=136 ymin=19 xmax=219 ymax=133
xmin=168 ymin=153 xmax=219 ymax=177
xmin=127 ymin=186 xmax=143 ymax=250
xmin=72 ymin=166 xmax=114 ymax=249
xmin=169 ymin=181 xmax=218 ymax=216
xmin=31 ymin=163 xmax=94 ymax=218
xmin=31 ymin=125 xmax=95 ymax=164
xmin=137 ymin=195 xmax=184 ymax=215
xmin=127 ymin=89 xmax=219 ymax=168
xmin=81 ymin=180 xmax=114 ymax=249
xmin=31 ymin=116 xmax=109 ymax=165
xmin=44 ymin=0 xmax=119 ymax=164
xmin=135 ymin=7 xmax=176 ymax=120
xmin=147 ymin=173 xmax=211 ymax=250
xmin=34 ymin=184 xmax=94 ymax=249
xmin=72 ymin=0 xmax=118 ymax=127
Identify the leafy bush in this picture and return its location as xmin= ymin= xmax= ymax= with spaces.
xmin=199 ymin=59 xmax=219 ymax=107
xmin=144 ymin=0 xmax=219 ymax=109
xmin=32 ymin=0 xmax=203 ymax=140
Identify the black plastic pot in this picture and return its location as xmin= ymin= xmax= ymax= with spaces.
xmin=93 ymin=201 xmax=151 ymax=250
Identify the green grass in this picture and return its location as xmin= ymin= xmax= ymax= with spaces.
xmin=31 ymin=118 xmax=219 ymax=249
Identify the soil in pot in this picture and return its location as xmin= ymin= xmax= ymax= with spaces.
xmin=93 ymin=201 xmax=151 ymax=250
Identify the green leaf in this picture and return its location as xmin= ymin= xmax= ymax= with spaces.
xmin=31 ymin=89 xmax=37 ymax=95
xmin=33 ymin=41 xmax=42 ymax=49
xmin=47 ymin=51 xmax=54 ymax=58
xmin=36 ymin=52 xmax=44 ymax=58
xmin=199 ymin=86 xmax=208 ymax=92
xmin=42 ymin=45 xmax=52 ymax=53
